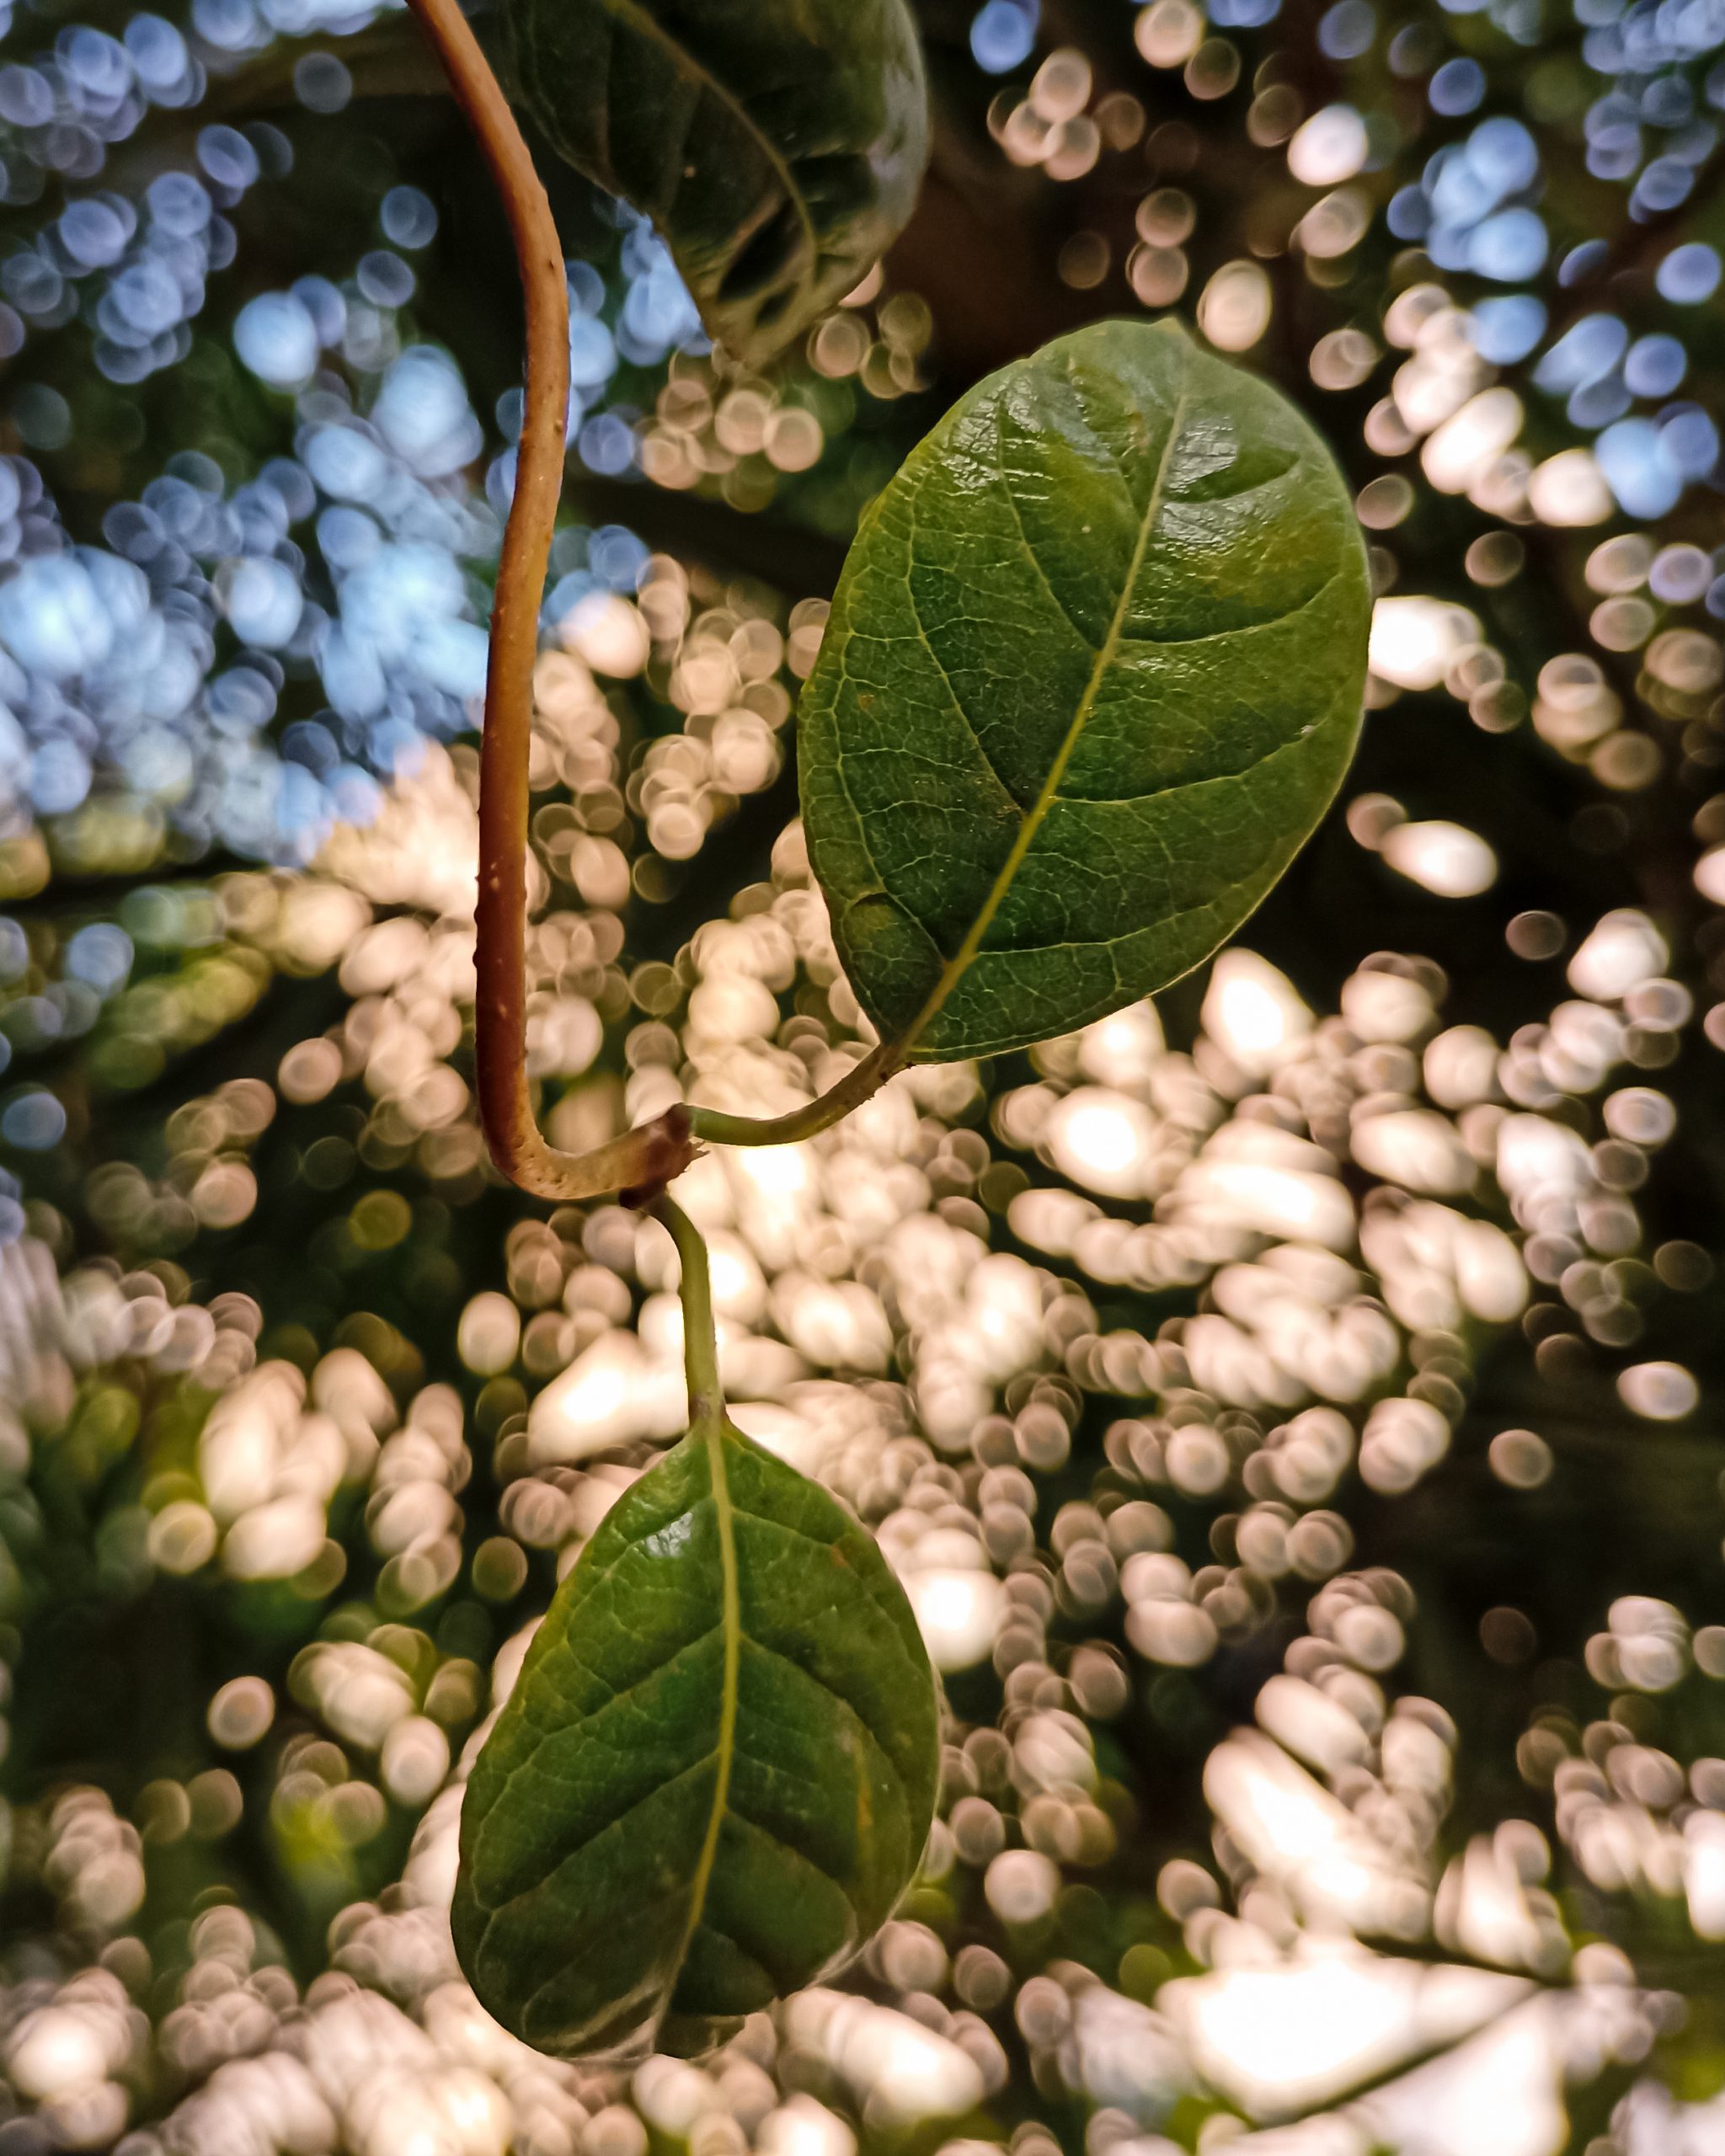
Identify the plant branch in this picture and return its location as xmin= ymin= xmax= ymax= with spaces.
xmin=403 ymin=0 xmax=697 ymax=1203
xmin=653 ymin=1194 xmax=724 ymax=1430
xmin=686 ymin=1038 xmax=905 ymax=1150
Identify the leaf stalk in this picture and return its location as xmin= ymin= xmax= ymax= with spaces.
xmin=686 ymin=1038 xmax=905 ymax=1150
xmin=653 ymin=1193 xmax=724 ymax=1431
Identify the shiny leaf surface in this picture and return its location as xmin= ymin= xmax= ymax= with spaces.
xmin=503 ymin=0 xmax=929 ymax=366
xmin=452 ymin=1419 xmax=940 ymax=2062
xmin=799 ymin=318 xmax=1371 ymax=1061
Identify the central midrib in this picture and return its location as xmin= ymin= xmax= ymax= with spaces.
xmin=902 ymin=369 xmax=1191 ymax=1049
xmin=660 ymin=1427 xmax=740 ymax=2027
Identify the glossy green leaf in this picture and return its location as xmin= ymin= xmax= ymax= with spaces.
xmin=799 ymin=317 xmax=1372 ymax=1062
xmin=452 ymin=1419 xmax=939 ymax=2063
xmin=502 ymin=0 xmax=929 ymax=367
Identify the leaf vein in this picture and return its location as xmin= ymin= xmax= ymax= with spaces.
xmin=897 ymin=355 xmax=1194 ymax=1048
xmin=991 ymin=396 xmax=1100 ymax=648
xmin=473 ymin=1743 xmax=724 ymax=1919
xmin=902 ymin=490 xmax=1028 ymax=816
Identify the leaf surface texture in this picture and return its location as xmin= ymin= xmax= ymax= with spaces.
xmin=799 ymin=318 xmax=1372 ymax=1060
xmin=453 ymin=1421 xmax=939 ymax=2061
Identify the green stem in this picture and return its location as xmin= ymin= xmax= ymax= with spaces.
xmin=686 ymin=1038 xmax=905 ymax=1150
xmin=653 ymin=1194 xmax=724 ymax=1431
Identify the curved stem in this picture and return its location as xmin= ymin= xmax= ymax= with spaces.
xmin=653 ymin=1195 xmax=724 ymax=1431
xmin=687 ymin=1038 xmax=905 ymax=1150
xmin=404 ymin=0 xmax=698 ymax=1203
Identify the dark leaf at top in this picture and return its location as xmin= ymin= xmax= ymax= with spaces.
xmin=504 ymin=0 xmax=929 ymax=366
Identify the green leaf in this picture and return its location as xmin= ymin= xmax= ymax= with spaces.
xmin=502 ymin=0 xmax=929 ymax=367
xmin=452 ymin=1419 xmax=939 ymax=2063
xmin=798 ymin=317 xmax=1372 ymax=1062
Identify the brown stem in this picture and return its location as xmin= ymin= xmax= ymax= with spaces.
xmin=403 ymin=0 xmax=697 ymax=1202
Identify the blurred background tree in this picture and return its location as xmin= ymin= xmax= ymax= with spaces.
xmin=1 ymin=0 xmax=1725 ymax=2148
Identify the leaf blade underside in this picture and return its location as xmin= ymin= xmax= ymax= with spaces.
xmin=452 ymin=1422 xmax=939 ymax=2063
xmin=798 ymin=317 xmax=1373 ymax=1062
xmin=502 ymin=0 xmax=929 ymax=366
